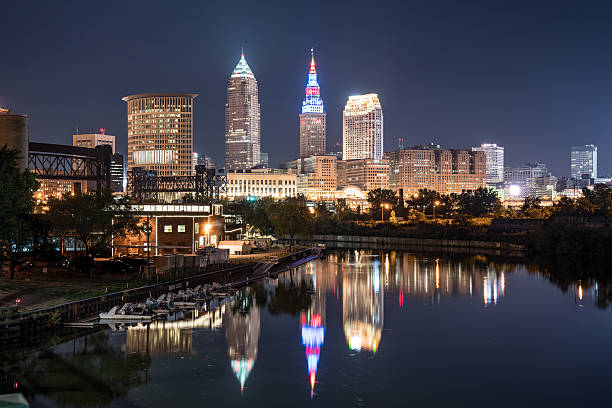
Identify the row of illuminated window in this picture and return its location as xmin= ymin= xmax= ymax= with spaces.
xmin=228 ymin=179 xmax=295 ymax=185
xmin=164 ymin=225 xmax=186 ymax=233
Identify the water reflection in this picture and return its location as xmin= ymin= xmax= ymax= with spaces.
xmin=126 ymin=307 xmax=225 ymax=355
xmin=225 ymin=289 xmax=260 ymax=392
xmin=341 ymin=252 xmax=384 ymax=353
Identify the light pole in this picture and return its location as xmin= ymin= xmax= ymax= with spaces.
xmin=381 ymin=203 xmax=390 ymax=222
xmin=433 ymin=201 xmax=440 ymax=219
xmin=143 ymin=215 xmax=153 ymax=279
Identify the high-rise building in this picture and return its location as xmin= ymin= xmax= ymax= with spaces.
xmin=123 ymin=93 xmax=196 ymax=178
xmin=385 ymin=146 xmax=486 ymax=195
xmin=571 ymin=145 xmax=598 ymax=179
xmin=225 ymin=52 xmax=261 ymax=170
xmin=197 ymin=154 xmax=216 ymax=170
xmin=472 ymin=143 xmax=504 ymax=184
xmin=73 ymin=130 xmax=115 ymax=154
xmin=299 ymin=49 xmax=326 ymax=158
xmin=72 ymin=130 xmax=124 ymax=192
xmin=504 ymin=162 xmax=556 ymax=198
xmin=343 ymin=94 xmax=383 ymax=161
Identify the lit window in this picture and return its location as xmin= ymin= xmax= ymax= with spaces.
xmin=195 ymin=223 xmax=199 ymax=233
xmin=164 ymin=225 xmax=172 ymax=232
xmin=178 ymin=225 xmax=186 ymax=233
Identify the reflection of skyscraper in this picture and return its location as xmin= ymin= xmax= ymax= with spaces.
xmin=300 ymin=261 xmax=327 ymax=394
xmin=225 ymin=292 xmax=260 ymax=392
xmin=342 ymin=260 xmax=384 ymax=353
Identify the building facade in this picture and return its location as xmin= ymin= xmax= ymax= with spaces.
xmin=225 ymin=169 xmax=297 ymax=199
xmin=504 ymin=162 xmax=556 ymax=198
xmin=72 ymin=131 xmax=116 ymax=154
xmin=123 ymin=93 xmax=196 ymax=178
xmin=343 ymin=94 xmax=383 ymax=161
xmin=225 ymin=53 xmax=261 ymax=170
xmin=571 ymin=145 xmax=598 ymax=179
xmin=299 ymin=50 xmax=326 ymax=158
xmin=72 ymin=131 xmax=123 ymax=192
xmin=385 ymin=147 xmax=486 ymax=195
xmin=472 ymin=143 xmax=504 ymax=184
xmin=338 ymin=159 xmax=390 ymax=192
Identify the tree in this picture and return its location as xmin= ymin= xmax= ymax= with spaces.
xmin=580 ymin=184 xmax=612 ymax=215
xmin=405 ymin=189 xmax=441 ymax=215
xmin=47 ymin=190 xmax=141 ymax=259
xmin=552 ymin=196 xmax=576 ymax=215
xmin=268 ymin=196 xmax=314 ymax=247
xmin=367 ymin=188 xmax=398 ymax=219
xmin=0 ymin=146 xmax=40 ymax=279
xmin=334 ymin=198 xmax=351 ymax=220
xmin=521 ymin=195 xmax=550 ymax=219
xmin=457 ymin=188 xmax=502 ymax=216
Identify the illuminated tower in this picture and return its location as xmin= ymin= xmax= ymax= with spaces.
xmin=342 ymin=94 xmax=383 ymax=160
xmin=299 ymin=49 xmax=326 ymax=158
xmin=225 ymin=52 xmax=261 ymax=170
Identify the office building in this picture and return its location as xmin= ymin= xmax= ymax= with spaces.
xmin=299 ymin=49 xmax=326 ymax=158
xmin=343 ymin=94 xmax=383 ymax=161
xmin=472 ymin=143 xmax=504 ymax=184
xmin=197 ymin=153 xmax=216 ymax=169
xmin=225 ymin=52 xmax=261 ymax=170
xmin=504 ymin=162 xmax=556 ymax=198
xmin=571 ymin=145 xmax=598 ymax=179
xmin=225 ymin=169 xmax=297 ymax=199
xmin=73 ymin=131 xmax=123 ymax=192
xmin=385 ymin=146 xmax=486 ymax=195
xmin=123 ymin=93 xmax=196 ymax=178
xmin=338 ymin=159 xmax=390 ymax=192
xmin=73 ymin=130 xmax=115 ymax=153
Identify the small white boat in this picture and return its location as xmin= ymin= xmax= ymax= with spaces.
xmin=99 ymin=306 xmax=152 ymax=322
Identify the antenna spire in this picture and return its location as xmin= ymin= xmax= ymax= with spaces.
xmin=241 ymin=46 xmax=244 ymax=57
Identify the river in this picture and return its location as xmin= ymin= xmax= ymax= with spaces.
xmin=3 ymin=249 xmax=612 ymax=407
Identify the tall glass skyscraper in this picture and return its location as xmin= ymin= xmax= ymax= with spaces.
xmin=472 ymin=143 xmax=504 ymax=184
xmin=225 ymin=52 xmax=261 ymax=170
xmin=299 ymin=49 xmax=326 ymax=158
xmin=571 ymin=145 xmax=598 ymax=179
xmin=343 ymin=94 xmax=383 ymax=161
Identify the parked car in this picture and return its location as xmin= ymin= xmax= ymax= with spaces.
xmin=100 ymin=259 xmax=137 ymax=274
xmin=68 ymin=256 xmax=97 ymax=274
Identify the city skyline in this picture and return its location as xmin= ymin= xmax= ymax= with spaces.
xmin=2 ymin=1 xmax=612 ymax=176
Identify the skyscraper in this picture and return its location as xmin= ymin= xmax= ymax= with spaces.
xmin=123 ymin=93 xmax=196 ymax=177
xmin=472 ymin=143 xmax=504 ymax=184
xmin=299 ymin=49 xmax=326 ymax=158
xmin=571 ymin=145 xmax=598 ymax=179
xmin=225 ymin=52 xmax=261 ymax=170
xmin=72 ymin=130 xmax=123 ymax=192
xmin=343 ymin=94 xmax=383 ymax=161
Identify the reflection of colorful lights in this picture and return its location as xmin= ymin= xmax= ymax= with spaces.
xmin=231 ymin=358 xmax=254 ymax=392
xmin=301 ymin=313 xmax=325 ymax=394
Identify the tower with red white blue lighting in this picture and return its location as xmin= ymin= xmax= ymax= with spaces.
xmin=299 ymin=49 xmax=326 ymax=158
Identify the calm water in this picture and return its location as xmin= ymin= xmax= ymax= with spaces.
xmin=4 ymin=250 xmax=612 ymax=407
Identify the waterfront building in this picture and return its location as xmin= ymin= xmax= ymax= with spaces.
xmin=337 ymin=158 xmax=390 ymax=192
xmin=113 ymin=203 xmax=225 ymax=256
xmin=343 ymin=94 xmax=383 ymax=161
xmin=225 ymin=169 xmax=297 ymax=199
xmin=472 ymin=143 xmax=504 ymax=184
xmin=123 ymin=93 xmax=196 ymax=178
xmin=385 ymin=146 xmax=486 ymax=195
xmin=299 ymin=49 xmax=326 ymax=158
xmin=225 ymin=52 xmax=261 ymax=170
xmin=571 ymin=145 xmax=598 ymax=179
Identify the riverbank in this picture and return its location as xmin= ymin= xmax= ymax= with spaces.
xmin=0 ymin=247 xmax=321 ymax=343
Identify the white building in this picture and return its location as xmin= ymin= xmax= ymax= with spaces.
xmin=342 ymin=94 xmax=383 ymax=161
xmin=225 ymin=169 xmax=297 ymax=199
xmin=472 ymin=143 xmax=504 ymax=184
xmin=571 ymin=145 xmax=597 ymax=179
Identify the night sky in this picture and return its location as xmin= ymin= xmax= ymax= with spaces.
xmin=1 ymin=0 xmax=611 ymax=176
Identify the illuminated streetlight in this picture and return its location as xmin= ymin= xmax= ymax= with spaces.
xmin=433 ymin=200 xmax=440 ymax=219
xmin=204 ymin=223 xmax=212 ymax=246
xmin=380 ymin=203 xmax=390 ymax=222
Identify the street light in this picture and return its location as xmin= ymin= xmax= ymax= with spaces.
xmin=381 ymin=203 xmax=390 ymax=222
xmin=433 ymin=200 xmax=440 ymax=219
